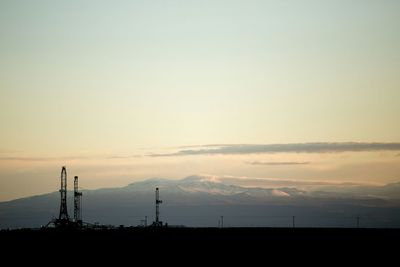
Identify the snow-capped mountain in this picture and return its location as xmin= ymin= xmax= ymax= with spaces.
xmin=1 ymin=175 xmax=400 ymax=229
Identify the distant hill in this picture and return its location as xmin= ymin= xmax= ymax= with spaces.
xmin=1 ymin=175 xmax=400 ymax=229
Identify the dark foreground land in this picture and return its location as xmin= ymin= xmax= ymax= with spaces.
xmin=1 ymin=227 xmax=399 ymax=262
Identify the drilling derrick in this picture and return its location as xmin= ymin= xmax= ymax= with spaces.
xmin=74 ymin=176 xmax=82 ymax=225
xmin=58 ymin=166 xmax=69 ymax=222
xmin=153 ymin=187 xmax=163 ymax=227
xmin=45 ymin=166 xmax=88 ymax=229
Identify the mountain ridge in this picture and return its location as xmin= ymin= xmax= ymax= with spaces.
xmin=1 ymin=175 xmax=400 ymax=229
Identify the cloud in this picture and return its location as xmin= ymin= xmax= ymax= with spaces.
xmin=150 ymin=142 xmax=400 ymax=157
xmin=105 ymin=155 xmax=142 ymax=159
xmin=271 ymin=189 xmax=291 ymax=197
xmin=0 ymin=149 xmax=21 ymax=154
xmin=0 ymin=154 xmax=141 ymax=162
xmin=0 ymin=156 xmax=82 ymax=162
xmin=247 ymin=161 xmax=310 ymax=166
xmin=194 ymin=174 xmax=370 ymax=188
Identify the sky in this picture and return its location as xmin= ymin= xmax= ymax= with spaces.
xmin=1 ymin=0 xmax=400 ymax=201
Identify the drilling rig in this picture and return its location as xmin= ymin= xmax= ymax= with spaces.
xmin=55 ymin=166 xmax=70 ymax=227
xmin=74 ymin=176 xmax=83 ymax=226
xmin=45 ymin=166 xmax=86 ymax=228
xmin=152 ymin=187 xmax=163 ymax=227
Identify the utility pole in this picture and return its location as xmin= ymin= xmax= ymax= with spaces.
xmin=221 ymin=216 xmax=224 ymax=228
xmin=356 ymin=215 xmax=360 ymax=228
xmin=141 ymin=216 xmax=148 ymax=227
xmin=292 ymin=216 xmax=296 ymax=228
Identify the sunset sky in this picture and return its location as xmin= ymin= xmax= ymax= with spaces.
xmin=1 ymin=0 xmax=400 ymax=201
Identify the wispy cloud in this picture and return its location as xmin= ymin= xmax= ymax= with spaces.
xmin=0 ymin=154 xmax=141 ymax=162
xmin=104 ymin=155 xmax=142 ymax=159
xmin=0 ymin=156 xmax=88 ymax=162
xmin=150 ymin=142 xmax=400 ymax=157
xmin=247 ymin=161 xmax=310 ymax=166
xmin=195 ymin=174 xmax=371 ymax=188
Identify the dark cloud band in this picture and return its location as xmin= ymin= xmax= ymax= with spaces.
xmin=150 ymin=142 xmax=400 ymax=157
xmin=247 ymin=161 xmax=310 ymax=166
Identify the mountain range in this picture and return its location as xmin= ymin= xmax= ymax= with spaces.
xmin=1 ymin=175 xmax=400 ymax=229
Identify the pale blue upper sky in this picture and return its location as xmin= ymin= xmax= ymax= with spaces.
xmin=1 ymin=1 xmax=400 ymax=200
